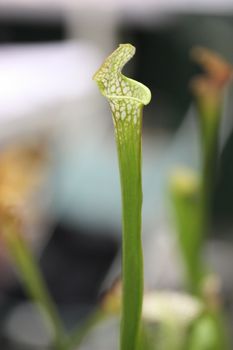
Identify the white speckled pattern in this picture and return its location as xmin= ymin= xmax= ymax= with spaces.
xmin=93 ymin=44 xmax=151 ymax=137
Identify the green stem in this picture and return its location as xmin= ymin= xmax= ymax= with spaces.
xmin=2 ymin=218 xmax=67 ymax=350
xmin=116 ymin=108 xmax=143 ymax=350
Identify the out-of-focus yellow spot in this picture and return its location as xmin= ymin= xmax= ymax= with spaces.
xmin=0 ymin=143 xmax=46 ymax=209
xmin=101 ymin=279 xmax=122 ymax=315
xmin=170 ymin=168 xmax=199 ymax=197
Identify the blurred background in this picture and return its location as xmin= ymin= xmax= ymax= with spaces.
xmin=0 ymin=0 xmax=233 ymax=348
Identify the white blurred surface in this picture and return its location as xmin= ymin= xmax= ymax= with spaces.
xmin=1 ymin=0 xmax=233 ymax=12
xmin=0 ymin=41 xmax=101 ymax=127
xmin=4 ymin=302 xmax=53 ymax=348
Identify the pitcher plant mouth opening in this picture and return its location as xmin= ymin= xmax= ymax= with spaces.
xmin=93 ymin=44 xmax=151 ymax=105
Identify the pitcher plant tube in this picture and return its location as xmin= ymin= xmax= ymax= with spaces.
xmin=93 ymin=44 xmax=151 ymax=350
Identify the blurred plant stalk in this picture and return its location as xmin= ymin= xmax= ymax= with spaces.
xmin=171 ymin=47 xmax=233 ymax=295
xmin=0 ymin=209 xmax=67 ymax=350
xmin=190 ymin=46 xmax=233 ymax=239
xmin=0 ymin=143 xmax=67 ymax=350
xmin=170 ymin=47 xmax=233 ymax=349
xmin=169 ymin=177 xmax=229 ymax=348
xmin=93 ymin=44 xmax=151 ymax=350
xmin=170 ymin=169 xmax=204 ymax=295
